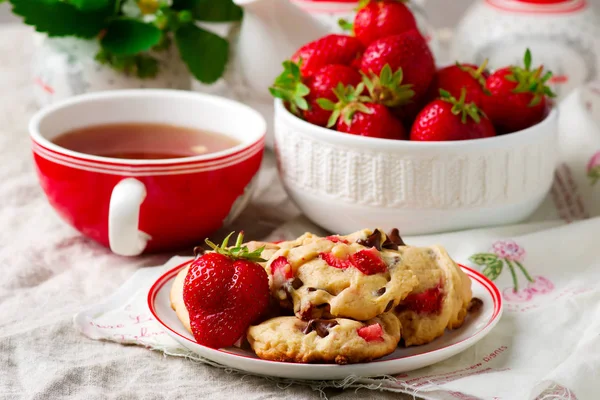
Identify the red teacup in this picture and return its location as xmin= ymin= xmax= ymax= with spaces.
xmin=30 ymin=90 xmax=266 ymax=256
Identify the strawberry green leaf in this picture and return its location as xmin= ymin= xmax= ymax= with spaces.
xmin=101 ymin=18 xmax=162 ymax=55
xmin=327 ymin=109 xmax=341 ymax=128
xmin=270 ymin=60 xmax=311 ymax=116
xmin=541 ymin=71 xmax=553 ymax=83
xmin=9 ymin=0 xmax=111 ymax=38
xmin=206 ymin=231 xmax=266 ymax=262
xmin=363 ymin=64 xmax=414 ymax=107
xmin=172 ymin=0 xmax=243 ymax=22
xmin=67 ymin=0 xmax=110 ymax=11
xmin=439 ymin=89 xmax=451 ymax=98
xmin=338 ymin=18 xmax=354 ymax=32
xmin=523 ymin=48 xmax=532 ymax=71
xmin=175 ymin=23 xmax=229 ymax=84
xmin=317 ymin=98 xmax=336 ymax=111
xmin=380 ymin=64 xmax=392 ymax=85
xmin=528 ymin=95 xmax=542 ymax=107
xmin=294 ymin=96 xmax=309 ymax=111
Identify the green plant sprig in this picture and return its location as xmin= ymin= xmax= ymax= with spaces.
xmin=9 ymin=0 xmax=242 ymax=82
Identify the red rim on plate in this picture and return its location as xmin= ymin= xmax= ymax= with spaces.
xmin=148 ymin=260 xmax=503 ymax=365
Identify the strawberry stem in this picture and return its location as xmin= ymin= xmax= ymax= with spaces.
xmin=361 ymin=64 xmax=415 ymax=108
xmin=508 ymin=48 xmax=556 ymax=107
xmin=317 ymin=82 xmax=372 ymax=128
xmin=269 ymin=60 xmax=311 ymax=117
xmin=440 ymin=88 xmax=485 ymax=124
xmin=205 ymin=231 xmax=266 ymax=262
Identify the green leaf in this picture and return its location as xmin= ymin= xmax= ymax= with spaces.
xmin=101 ymin=18 xmax=162 ymax=55
xmin=176 ymin=23 xmax=229 ymax=84
xmin=380 ymin=64 xmax=392 ymax=85
xmin=67 ymin=0 xmax=110 ymax=11
xmin=470 ymin=253 xmax=499 ymax=266
xmin=95 ymin=49 xmax=159 ymax=78
xmin=172 ymin=0 xmax=242 ymax=22
xmin=10 ymin=0 xmax=111 ymax=38
xmin=317 ymin=98 xmax=336 ymax=111
xmin=482 ymin=259 xmax=504 ymax=281
xmin=523 ymin=48 xmax=532 ymax=70
xmin=338 ymin=18 xmax=353 ymax=32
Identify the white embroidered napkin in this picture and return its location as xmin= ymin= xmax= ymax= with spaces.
xmin=74 ymin=217 xmax=600 ymax=400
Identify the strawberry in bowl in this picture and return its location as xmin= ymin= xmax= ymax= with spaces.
xmin=270 ymin=4 xmax=559 ymax=235
xmin=483 ymin=49 xmax=556 ymax=134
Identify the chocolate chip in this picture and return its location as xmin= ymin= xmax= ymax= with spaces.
xmin=385 ymin=300 xmax=394 ymax=312
xmin=283 ymin=285 xmax=294 ymax=306
xmin=468 ymin=297 xmax=484 ymax=313
xmin=376 ymin=287 xmax=386 ymax=296
xmin=291 ymin=277 xmax=303 ymax=290
xmin=382 ymin=228 xmax=406 ymax=250
xmin=302 ymin=319 xmax=339 ymax=338
xmin=299 ymin=304 xmax=314 ymax=321
xmin=357 ymin=229 xmax=383 ymax=250
xmin=307 ymin=287 xmax=317 ymax=292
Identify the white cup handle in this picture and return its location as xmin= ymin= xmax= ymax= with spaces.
xmin=108 ymin=178 xmax=151 ymax=256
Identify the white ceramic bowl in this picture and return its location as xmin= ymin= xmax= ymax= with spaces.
xmin=274 ymin=99 xmax=559 ymax=235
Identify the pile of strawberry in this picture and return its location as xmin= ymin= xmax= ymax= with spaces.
xmin=270 ymin=0 xmax=556 ymax=141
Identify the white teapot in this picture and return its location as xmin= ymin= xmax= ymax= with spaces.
xmin=452 ymin=0 xmax=600 ymax=99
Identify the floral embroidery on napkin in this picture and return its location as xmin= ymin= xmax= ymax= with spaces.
xmin=470 ymin=241 xmax=554 ymax=302
xmin=587 ymin=151 xmax=600 ymax=186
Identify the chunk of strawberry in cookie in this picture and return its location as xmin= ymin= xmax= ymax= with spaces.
xmin=320 ymin=252 xmax=351 ymax=269
xmin=397 ymin=285 xmax=444 ymax=314
xmin=350 ymin=248 xmax=387 ymax=275
xmin=358 ymin=323 xmax=384 ymax=342
xmin=271 ymin=256 xmax=293 ymax=283
xmin=326 ymin=235 xmax=349 ymax=244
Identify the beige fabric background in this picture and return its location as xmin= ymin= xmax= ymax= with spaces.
xmin=0 ymin=0 xmax=599 ymax=27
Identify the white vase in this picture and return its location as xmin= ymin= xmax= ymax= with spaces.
xmin=452 ymin=0 xmax=600 ymax=100
xmin=32 ymin=35 xmax=192 ymax=107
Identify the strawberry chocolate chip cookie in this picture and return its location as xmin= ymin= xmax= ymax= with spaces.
xmin=394 ymin=246 xmax=473 ymax=346
xmin=247 ymin=313 xmax=401 ymax=364
xmin=264 ymin=229 xmax=418 ymax=322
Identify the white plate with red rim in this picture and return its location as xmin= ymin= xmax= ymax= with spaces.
xmin=148 ymin=261 xmax=503 ymax=380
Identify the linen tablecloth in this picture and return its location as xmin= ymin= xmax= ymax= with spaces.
xmin=2 ymin=23 xmax=599 ymax=400
xmin=0 ymin=24 xmax=410 ymax=399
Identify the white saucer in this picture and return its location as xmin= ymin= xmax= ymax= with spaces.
xmin=148 ymin=261 xmax=503 ymax=380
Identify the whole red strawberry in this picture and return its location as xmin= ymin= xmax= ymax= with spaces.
xmin=353 ymin=0 xmax=418 ymax=47
xmin=483 ymin=49 xmax=555 ymax=134
xmin=411 ymin=89 xmax=496 ymax=141
xmin=183 ymin=232 xmax=269 ymax=349
xmin=270 ymin=61 xmax=361 ymax=127
xmin=428 ymin=61 xmax=490 ymax=107
xmin=360 ymin=30 xmax=435 ymax=103
xmin=291 ymin=34 xmax=363 ymax=77
xmin=319 ymin=83 xmax=407 ymax=140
